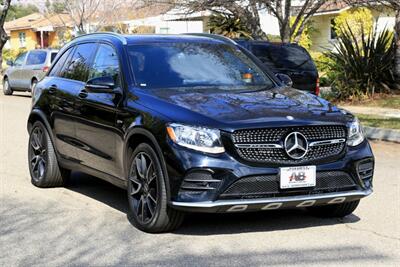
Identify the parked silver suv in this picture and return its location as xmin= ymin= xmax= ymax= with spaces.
xmin=3 ymin=49 xmax=58 ymax=95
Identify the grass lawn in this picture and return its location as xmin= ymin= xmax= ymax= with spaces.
xmin=357 ymin=114 xmax=400 ymax=130
xmin=335 ymin=94 xmax=400 ymax=109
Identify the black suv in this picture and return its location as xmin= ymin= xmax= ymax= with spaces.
xmin=28 ymin=33 xmax=374 ymax=233
xmin=235 ymin=40 xmax=319 ymax=95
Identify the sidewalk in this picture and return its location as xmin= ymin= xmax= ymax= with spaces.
xmin=340 ymin=106 xmax=400 ymax=118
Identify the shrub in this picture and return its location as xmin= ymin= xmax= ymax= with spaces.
xmin=323 ymin=24 xmax=395 ymax=100
xmin=334 ymin=8 xmax=373 ymax=38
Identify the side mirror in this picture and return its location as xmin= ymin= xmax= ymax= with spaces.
xmin=6 ymin=60 xmax=14 ymax=66
xmin=85 ymin=76 xmax=115 ymax=93
xmin=276 ymin=73 xmax=293 ymax=87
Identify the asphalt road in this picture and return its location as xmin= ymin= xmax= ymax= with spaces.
xmin=1 ymin=92 xmax=399 ymax=267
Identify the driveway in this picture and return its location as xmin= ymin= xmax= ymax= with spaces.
xmin=1 ymin=92 xmax=399 ymax=266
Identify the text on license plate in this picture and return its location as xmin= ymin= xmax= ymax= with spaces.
xmin=280 ymin=166 xmax=316 ymax=189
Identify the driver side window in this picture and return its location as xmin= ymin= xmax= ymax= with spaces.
xmin=89 ymin=44 xmax=121 ymax=87
xmin=14 ymin=52 xmax=27 ymax=66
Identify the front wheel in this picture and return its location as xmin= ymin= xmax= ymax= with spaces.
xmin=3 ymin=78 xmax=13 ymax=95
xmin=127 ymin=143 xmax=184 ymax=233
xmin=307 ymin=200 xmax=360 ymax=218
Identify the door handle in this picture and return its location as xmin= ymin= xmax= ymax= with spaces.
xmin=78 ymin=89 xmax=88 ymax=99
xmin=48 ymin=85 xmax=57 ymax=94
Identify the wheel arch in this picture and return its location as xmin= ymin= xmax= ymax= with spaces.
xmin=124 ymin=127 xmax=172 ymax=200
xmin=27 ymin=109 xmax=56 ymax=146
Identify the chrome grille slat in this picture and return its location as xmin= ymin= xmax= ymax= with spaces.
xmin=231 ymin=125 xmax=347 ymax=164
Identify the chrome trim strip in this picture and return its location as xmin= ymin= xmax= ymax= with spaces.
xmin=309 ymin=138 xmax=346 ymax=147
xmin=234 ymin=143 xmax=283 ymax=149
xmin=171 ymin=189 xmax=372 ymax=208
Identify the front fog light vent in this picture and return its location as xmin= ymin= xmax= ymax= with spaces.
xmin=180 ymin=170 xmax=221 ymax=191
xmin=358 ymin=159 xmax=374 ymax=180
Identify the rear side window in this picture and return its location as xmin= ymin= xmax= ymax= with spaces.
xmin=61 ymin=43 xmax=96 ymax=82
xmin=252 ymin=44 xmax=315 ymax=71
xmin=48 ymin=48 xmax=74 ymax=77
xmin=26 ymin=51 xmax=47 ymax=65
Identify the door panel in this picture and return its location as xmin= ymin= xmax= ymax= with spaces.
xmin=74 ymin=43 xmax=123 ymax=178
xmin=9 ymin=52 xmax=27 ymax=88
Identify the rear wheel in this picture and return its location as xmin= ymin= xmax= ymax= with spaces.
xmin=3 ymin=77 xmax=13 ymax=95
xmin=307 ymin=200 xmax=360 ymax=218
xmin=28 ymin=121 xmax=70 ymax=187
xmin=127 ymin=143 xmax=184 ymax=233
xmin=30 ymin=79 xmax=37 ymax=94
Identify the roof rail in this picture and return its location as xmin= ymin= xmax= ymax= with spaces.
xmin=73 ymin=32 xmax=127 ymax=45
xmin=182 ymin=33 xmax=237 ymax=45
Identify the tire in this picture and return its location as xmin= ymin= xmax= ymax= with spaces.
xmin=28 ymin=121 xmax=70 ymax=187
xmin=30 ymin=79 xmax=37 ymax=94
xmin=127 ymin=143 xmax=184 ymax=233
xmin=3 ymin=77 xmax=13 ymax=95
xmin=307 ymin=200 xmax=360 ymax=218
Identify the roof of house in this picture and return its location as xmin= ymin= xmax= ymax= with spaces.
xmin=5 ymin=13 xmax=73 ymax=32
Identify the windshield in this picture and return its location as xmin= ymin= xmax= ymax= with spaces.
xmin=252 ymin=44 xmax=315 ymax=71
xmin=128 ymin=43 xmax=274 ymax=90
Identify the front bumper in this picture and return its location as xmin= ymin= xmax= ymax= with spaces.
xmin=171 ymin=189 xmax=372 ymax=213
xmin=164 ymin=138 xmax=374 ymax=212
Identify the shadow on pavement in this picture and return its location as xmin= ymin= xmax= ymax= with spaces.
xmin=9 ymin=92 xmax=31 ymax=98
xmin=66 ymin=171 xmax=360 ymax=235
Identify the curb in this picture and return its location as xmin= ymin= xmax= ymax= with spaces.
xmin=364 ymin=126 xmax=400 ymax=143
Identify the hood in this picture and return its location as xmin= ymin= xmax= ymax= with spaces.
xmin=137 ymin=87 xmax=352 ymax=129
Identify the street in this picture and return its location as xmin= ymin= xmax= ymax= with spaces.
xmin=0 ymin=92 xmax=399 ymax=266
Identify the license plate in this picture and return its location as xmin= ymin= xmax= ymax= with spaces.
xmin=280 ymin=166 xmax=316 ymax=189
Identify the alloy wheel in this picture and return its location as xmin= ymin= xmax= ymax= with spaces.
xmin=29 ymin=126 xmax=47 ymax=181
xmin=129 ymin=152 xmax=158 ymax=224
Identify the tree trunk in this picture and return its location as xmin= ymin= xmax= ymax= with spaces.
xmin=394 ymin=8 xmax=400 ymax=87
xmin=0 ymin=0 xmax=12 ymax=74
xmin=280 ymin=23 xmax=291 ymax=42
xmin=0 ymin=27 xmax=7 ymax=73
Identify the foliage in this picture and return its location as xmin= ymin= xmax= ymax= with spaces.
xmin=310 ymin=51 xmax=336 ymax=87
xmin=6 ymin=4 xmax=39 ymax=21
xmin=208 ymin=14 xmax=253 ymax=39
xmin=324 ymin=24 xmax=396 ymax=100
xmin=2 ymin=48 xmax=27 ymax=65
xmin=334 ymin=7 xmax=373 ymax=38
xmin=46 ymin=0 xmax=67 ymax=13
xmin=290 ymin=17 xmax=315 ymax=50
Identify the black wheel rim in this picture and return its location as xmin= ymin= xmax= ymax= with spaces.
xmin=29 ymin=127 xmax=47 ymax=181
xmin=129 ymin=152 xmax=158 ymax=224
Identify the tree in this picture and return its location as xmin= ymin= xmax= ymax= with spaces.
xmin=6 ymin=4 xmax=38 ymax=21
xmin=0 ymin=0 xmax=12 ymax=73
xmin=63 ymin=0 xmax=140 ymax=34
xmin=146 ymin=1 xmax=327 ymax=42
xmin=45 ymin=0 xmax=67 ymax=13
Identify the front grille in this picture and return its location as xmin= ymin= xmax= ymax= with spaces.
xmin=220 ymin=171 xmax=356 ymax=199
xmin=231 ymin=125 xmax=347 ymax=164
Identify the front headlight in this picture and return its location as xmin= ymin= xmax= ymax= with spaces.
xmin=347 ymin=118 xmax=365 ymax=146
xmin=166 ymin=123 xmax=225 ymax=154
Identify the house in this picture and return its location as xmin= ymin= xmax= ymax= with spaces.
xmin=122 ymin=5 xmax=280 ymax=36
xmin=4 ymin=13 xmax=74 ymax=51
xmin=306 ymin=1 xmax=396 ymax=52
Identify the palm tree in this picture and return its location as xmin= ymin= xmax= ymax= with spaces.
xmin=208 ymin=14 xmax=253 ymax=39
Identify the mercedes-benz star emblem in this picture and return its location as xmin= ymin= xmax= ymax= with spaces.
xmin=284 ymin=132 xmax=308 ymax=159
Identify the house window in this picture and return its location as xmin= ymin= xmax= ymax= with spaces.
xmin=159 ymin=27 xmax=169 ymax=34
xmin=330 ymin=19 xmax=338 ymax=40
xmin=19 ymin=32 xmax=26 ymax=47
